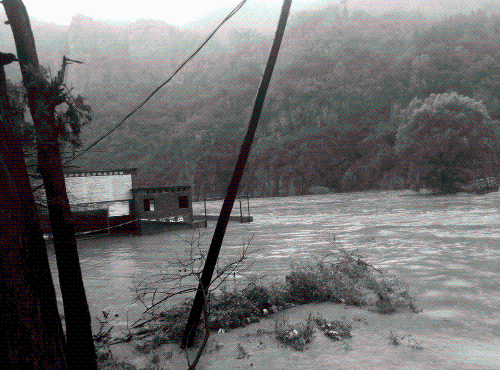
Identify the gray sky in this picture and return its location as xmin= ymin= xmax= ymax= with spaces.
xmin=11 ymin=1 xmax=490 ymax=28
xmin=22 ymin=0 xmax=326 ymax=26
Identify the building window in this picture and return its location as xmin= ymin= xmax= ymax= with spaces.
xmin=144 ymin=199 xmax=154 ymax=212
xmin=178 ymin=195 xmax=189 ymax=209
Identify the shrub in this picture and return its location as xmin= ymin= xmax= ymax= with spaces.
xmin=284 ymin=254 xmax=369 ymax=305
xmin=285 ymin=268 xmax=332 ymax=304
xmin=395 ymin=92 xmax=500 ymax=193
xmin=267 ymin=279 xmax=290 ymax=308
xmin=208 ymin=291 xmax=260 ymax=329
xmin=313 ymin=314 xmax=352 ymax=341
xmin=274 ymin=313 xmax=315 ymax=351
xmin=283 ymin=250 xmax=419 ymax=312
xmin=243 ymin=285 xmax=271 ymax=311
xmin=153 ymin=300 xmax=195 ymax=344
xmin=126 ymin=250 xmax=419 ymax=349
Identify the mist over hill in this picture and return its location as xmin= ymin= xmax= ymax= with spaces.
xmin=2 ymin=1 xmax=500 ymax=198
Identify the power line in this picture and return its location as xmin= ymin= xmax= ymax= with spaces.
xmin=64 ymin=0 xmax=247 ymax=165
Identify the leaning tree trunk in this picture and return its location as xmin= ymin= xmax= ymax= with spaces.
xmin=2 ymin=1 xmax=97 ymax=369
xmin=0 ymin=63 xmax=67 ymax=369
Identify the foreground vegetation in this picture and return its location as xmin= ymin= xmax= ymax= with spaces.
xmin=133 ymin=250 xmax=417 ymax=347
xmin=94 ymin=249 xmax=419 ymax=369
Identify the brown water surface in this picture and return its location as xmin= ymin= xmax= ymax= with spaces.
xmin=48 ymin=190 xmax=500 ymax=368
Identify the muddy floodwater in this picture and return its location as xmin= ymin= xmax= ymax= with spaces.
xmin=47 ymin=190 xmax=500 ymax=368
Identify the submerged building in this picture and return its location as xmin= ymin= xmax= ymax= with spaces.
xmin=133 ymin=185 xmax=194 ymax=234
xmin=38 ymin=168 xmax=198 ymax=236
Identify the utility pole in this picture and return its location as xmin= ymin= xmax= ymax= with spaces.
xmin=57 ymin=55 xmax=83 ymax=85
xmin=2 ymin=1 xmax=97 ymax=369
xmin=0 ymin=52 xmax=67 ymax=369
xmin=181 ymin=0 xmax=293 ymax=348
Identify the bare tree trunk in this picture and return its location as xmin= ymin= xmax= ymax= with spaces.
xmin=0 ymin=63 xmax=67 ymax=369
xmin=2 ymin=1 xmax=97 ymax=369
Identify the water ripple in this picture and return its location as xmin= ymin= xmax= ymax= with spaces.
xmin=48 ymin=190 xmax=500 ymax=336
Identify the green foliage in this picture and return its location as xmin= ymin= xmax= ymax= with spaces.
xmin=284 ymin=250 xmax=419 ymax=312
xmin=58 ymin=6 xmax=500 ymax=196
xmin=395 ymin=92 xmax=500 ymax=192
xmin=5 ymin=81 xmax=34 ymax=149
xmin=131 ymin=293 xmax=263 ymax=347
xmin=7 ymin=67 xmax=91 ymax=152
xmin=243 ymin=285 xmax=271 ymax=311
xmin=265 ymin=279 xmax=290 ymax=308
xmin=285 ymin=253 xmax=372 ymax=305
xmin=147 ymin=299 xmax=195 ymax=345
xmin=208 ymin=291 xmax=261 ymax=329
xmin=117 ymin=250 xmax=417 ymax=352
xmin=56 ymin=93 xmax=92 ymax=148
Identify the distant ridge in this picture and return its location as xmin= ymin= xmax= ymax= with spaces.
xmin=182 ymin=0 xmax=332 ymax=36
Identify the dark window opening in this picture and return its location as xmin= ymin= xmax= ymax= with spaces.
xmin=144 ymin=199 xmax=154 ymax=212
xmin=178 ymin=195 xmax=189 ymax=209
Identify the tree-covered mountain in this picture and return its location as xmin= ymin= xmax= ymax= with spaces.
xmin=3 ymin=2 xmax=500 ymax=199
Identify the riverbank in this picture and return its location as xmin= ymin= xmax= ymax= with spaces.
xmin=97 ymin=248 xmax=421 ymax=369
xmin=45 ymin=191 xmax=500 ymax=368
xmin=96 ymin=246 xmax=498 ymax=370
xmin=100 ymin=300 xmax=499 ymax=370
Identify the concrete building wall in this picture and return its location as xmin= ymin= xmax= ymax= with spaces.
xmin=134 ymin=186 xmax=193 ymax=224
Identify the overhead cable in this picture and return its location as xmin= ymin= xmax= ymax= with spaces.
xmin=65 ymin=0 xmax=247 ymax=164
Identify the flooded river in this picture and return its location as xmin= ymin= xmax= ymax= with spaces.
xmin=47 ymin=190 xmax=500 ymax=348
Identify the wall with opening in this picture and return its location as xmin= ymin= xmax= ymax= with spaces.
xmin=133 ymin=186 xmax=193 ymax=226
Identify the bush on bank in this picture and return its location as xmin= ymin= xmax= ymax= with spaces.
xmin=118 ymin=250 xmax=419 ymax=349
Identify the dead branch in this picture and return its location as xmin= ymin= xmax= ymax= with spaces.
xmin=128 ymin=231 xmax=262 ymax=351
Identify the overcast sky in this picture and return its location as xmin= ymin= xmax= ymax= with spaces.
xmin=8 ymin=1 xmax=490 ymax=28
xmin=21 ymin=0 xmax=326 ymax=26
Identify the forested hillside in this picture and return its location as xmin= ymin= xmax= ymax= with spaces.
xmin=4 ymin=3 xmax=500 ymax=199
